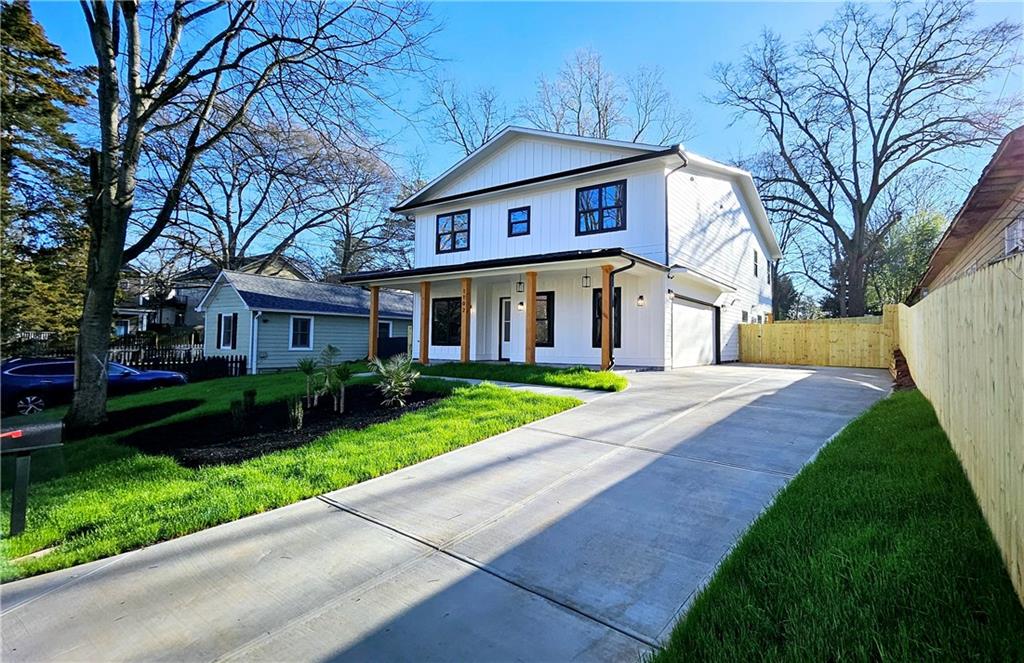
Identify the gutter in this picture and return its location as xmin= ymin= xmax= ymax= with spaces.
xmin=249 ymin=310 xmax=262 ymax=375
xmin=607 ymin=258 xmax=636 ymax=369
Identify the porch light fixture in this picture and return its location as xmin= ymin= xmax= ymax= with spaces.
xmin=636 ymin=295 xmax=646 ymax=308
xmin=516 ymin=301 xmax=525 ymax=311
xmin=515 ymin=274 xmax=525 ymax=293
xmin=581 ymin=269 xmax=592 ymax=288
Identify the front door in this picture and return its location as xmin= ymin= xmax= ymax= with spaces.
xmin=499 ymin=297 xmax=512 ymax=360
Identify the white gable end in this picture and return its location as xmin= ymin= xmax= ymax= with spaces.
xmin=433 ymin=136 xmax=648 ymax=198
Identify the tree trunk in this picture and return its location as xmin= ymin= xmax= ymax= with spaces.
xmin=845 ymin=255 xmax=868 ymax=317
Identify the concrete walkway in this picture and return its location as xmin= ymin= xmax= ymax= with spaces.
xmin=1 ymin=364 xmax=891 ymax=662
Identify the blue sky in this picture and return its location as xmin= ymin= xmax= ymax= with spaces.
xmin=34 ymin=1 xmax=1023 ymax=192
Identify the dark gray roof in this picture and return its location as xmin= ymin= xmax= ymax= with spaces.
xmin=176 ymin=254 xmax=313 ymax=283
xmin=221 ymin=271 xmax=412 ymax=318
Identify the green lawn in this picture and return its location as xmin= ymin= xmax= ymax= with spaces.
xmin=654 ymin=389 xmax=1024 ymax=662
xmin=1 ymin=370 xmax=580 ymax=582
xmin=415 ymin=361 xmax=629 ymax=392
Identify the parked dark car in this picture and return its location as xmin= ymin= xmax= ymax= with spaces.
xmin=1 ymin=358 xmax=187 ymax=416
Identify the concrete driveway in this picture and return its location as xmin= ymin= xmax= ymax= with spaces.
xmin=1 ymin=364 xmax=891 ymax=662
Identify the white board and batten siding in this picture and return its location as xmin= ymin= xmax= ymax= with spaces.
xmin=254 ymin=313 xmax=408 ymax=372
xmin=666 ymin=168 xmax=773 ymax=362
xmin=414 ymin=167 xmax=667 ymax=269
xmin=203 ymin=285 xmax=252 ymax=356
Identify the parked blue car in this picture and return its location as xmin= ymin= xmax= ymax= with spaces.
xmin=1 ymin=358 xmax=187 ymax=416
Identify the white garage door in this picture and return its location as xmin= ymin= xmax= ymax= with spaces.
xmin=672 ymin=299 xmax=715 ymax=367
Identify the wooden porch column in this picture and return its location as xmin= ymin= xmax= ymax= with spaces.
xmin=460 ymin=277 xmax=471 ymax=363
xmin=524 ymin=271 xmax=538 ymax=364
xmin=368 ymin=285 xmax=380 ymax=360
xmin=419 ymin=281 xmax=430 ymax=365
xmin=601 ymin=265 xmax=613 ymax=370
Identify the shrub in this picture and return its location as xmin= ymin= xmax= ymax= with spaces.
xmin=296 ymin=358 xmax=317 ymax=407
xmin=286 ymin=396 xmax=304 ymax=431
xmin=323 ymin=363 xmax=352 ymax=413
xmin=229 ymin=399 xmax=245 ymax=432
xmin=242 ymin=389 xmax=257 ymax=412
xmin=370 ymin=353 xmax=420 ymax=407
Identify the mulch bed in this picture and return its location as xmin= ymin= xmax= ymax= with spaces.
xmin=120 ymin=384 xmax=442 ymax=468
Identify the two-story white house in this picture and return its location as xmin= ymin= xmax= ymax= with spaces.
xmin=342 ymin=127 xmax=781 ymax=370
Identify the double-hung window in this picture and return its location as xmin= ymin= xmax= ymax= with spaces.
xmin=591 ymin=287 xmax=622 ymax=348
xmin=576 ymin=180 xmax=626 ymax=235
xmin=431 ymin=297 xmax=462 ymax=346
xmin=534 ymin=291 xmax=555 ymax=347
xmin=289 ymin=316 xmax=313 ymax=350
xmin=1004 ymin=213 xmax=1024 ymax=256
xmin=436 ymin=210 xmax=470 ymax=253
xmin=508 ymin=206 xmax=530 ymax=236
xmin=753 ymin=250 xmax=759 ymax=278
xmin=216 ymin=312 xmax=237 ymax=350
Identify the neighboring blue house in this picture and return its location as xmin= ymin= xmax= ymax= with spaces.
xmin=197 ymin=271 xmax=413 ymax=373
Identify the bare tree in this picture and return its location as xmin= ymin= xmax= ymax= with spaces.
xmin=427 ymin=76 xmax=513 ymax=156
xmin=522 ymin=48 xmax=691 ymax=144
xmin=69 ymin=0 xmax=432 ymax=430
xmin=714 ymin=1 xmax=1020 ymax=316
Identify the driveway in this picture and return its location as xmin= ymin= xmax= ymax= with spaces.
xmin=1 ymin=364 xmax=891 ymax=661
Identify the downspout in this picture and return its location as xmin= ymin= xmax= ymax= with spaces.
xmin=664 ymin=147 xmax=689 ymax=265
xmin=608 ymin=258 xmax=636 ymax=369
xmin=250 ymin=311 xmax=262 ymax=375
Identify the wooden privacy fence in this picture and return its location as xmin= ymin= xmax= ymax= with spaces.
xmin=895 ymin=254 xmax=1023 ymax=602
xmin=739 ymin=308 xmax=898 ymax=368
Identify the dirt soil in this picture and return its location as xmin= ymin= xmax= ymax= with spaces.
xmin=120 ymin=384 xmax=442 ymax=467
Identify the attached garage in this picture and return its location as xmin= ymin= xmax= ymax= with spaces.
xmin=671 ymin=297 xmax=718 ymax=367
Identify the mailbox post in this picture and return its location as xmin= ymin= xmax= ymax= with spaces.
xmin=1 ymin=422 xmax=63 ymax=535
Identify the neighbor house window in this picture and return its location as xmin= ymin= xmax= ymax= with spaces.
xmin=576 ymin=180 xmax=626 ymax=235
xmin=377 ymin=321 xmax=392 ymax=338
xmin=741 ymin=310 xmax=749 ymax=323
xmin=535 ymin=291 xmax=555 ymax=347
xmin=754 ymin=250 xmax=759 ymax=277
xmin=431 ymin=297 xmax=462 ymax=346
xmin=436 ymin=210 xmax=470 ymax=253
xmin=289 ymin=315 xmax=313 ymax=350
xmin=217 ymin=312 xmax=237 ymax=350
xmin=508 ymin=206 xmax=530 ymax=236
xmin=1005 ymin=214 xmax=1024 ymax=256
xmin=591 ymin=287 xmax=622 ymax=349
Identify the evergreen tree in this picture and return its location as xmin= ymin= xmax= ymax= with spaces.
xmin=1 ymin=0 xmax=92 ymax=347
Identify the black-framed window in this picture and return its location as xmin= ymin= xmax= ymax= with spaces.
xmin=377 ymin=321 xmax=391 ymax=338
xmin=508 ymin=206 xmax=530 ymax=237
xmin=535 ymin=291 xmax=555 ymax=348
xmin=436 ymin=210 xmax=470 ymax=254
xmin=431 ymin=297 xmax=462 ymax=346
xmin=576 ymin=180 xmax=626 ymax=235
xmin=591 ymin=287 xmax=622 ymax=348
xmin=753 ymin=250 xmax=759 ymax=278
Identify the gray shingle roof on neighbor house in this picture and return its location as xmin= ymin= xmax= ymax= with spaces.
xmin=220 ymin=271 xmax=412 ymax=319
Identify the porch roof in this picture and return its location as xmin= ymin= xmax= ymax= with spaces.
xmin=339 ymin=248 xmax=668 ymax=288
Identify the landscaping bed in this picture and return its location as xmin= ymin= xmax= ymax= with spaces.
xmin=653 ymin=389 xmax=1024 ymax=661
xmin=416 ymin=361 xmax=629 ymax=392
xmin=123 ymin=384 xmax=443 ymax=467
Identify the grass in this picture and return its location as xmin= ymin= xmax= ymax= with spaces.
xmin=415 ymin=361 xmax=629 ymax=392
xmin=0 ymin=369 xmax=580 ymax=582
xmin=653 ymin=389 xmax=1024 ymax=662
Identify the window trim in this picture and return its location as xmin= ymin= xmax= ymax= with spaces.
xmin=436 ymin=209 xmax=471 ymax=254
xmin=377 ymin=320 xmax=393 ymax=338
xmin=591 ymin=286 xmax=622 ymax=349
xmin=1004 ymin=215 xmax=1024 ymax=256
xmin=216 ymin=312 xmax=237 ymax=350
xmin=534 ymin=291 xmax=555 ymax=348
xmin=575 ymin=179 xmax=627 ymax=236
xmin=288 ymin=315 xmax=314 ymax=351
xmin=430 ymin=297 xmax=462 ymax=346
xmin=507 ymin=206 xmax=531 ymax=237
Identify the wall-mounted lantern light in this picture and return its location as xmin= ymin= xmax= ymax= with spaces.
xmin=636 ymin=295 xmax=646 ymax=308
xmin=515 ymin=274 xmax=525 ymax=293
xmin=581 ymin=269 xmax=592 ymax=288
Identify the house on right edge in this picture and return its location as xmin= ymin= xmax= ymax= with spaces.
xmin=342 ymin=127 xmax=781 ymax=369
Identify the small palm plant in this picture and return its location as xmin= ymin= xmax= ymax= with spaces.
xmin=296 ymin=358 xmax=318 ymax=408
xmin=324 ymin=363 xmax=353 ymax=413
xmin=370 ymin=353 xmax=420 ymax=407
xmin=319 ymin=344 xmax=340 ymax=368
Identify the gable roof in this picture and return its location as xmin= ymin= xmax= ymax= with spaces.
xmin=175 ymin=254 xmax=313 ymax=284
xmin=197 ymin=271 xmax=413 ymax=319
xmin=912 ymin=125 xmax=1024 ymax=298
xmin=395 ymin=126 xmax=667 ymax=212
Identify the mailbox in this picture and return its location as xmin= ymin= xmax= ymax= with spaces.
xmin=1 ymin=421 xmax=64 ymax=535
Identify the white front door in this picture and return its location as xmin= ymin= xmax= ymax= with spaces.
xmin=672 ymin=298 xmax=716 ymax=367
xmin=499 ymin=297 xmax=512 ymax=360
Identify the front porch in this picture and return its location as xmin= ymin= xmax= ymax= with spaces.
xmin=347 ymin=249 xmax=670 ymax=370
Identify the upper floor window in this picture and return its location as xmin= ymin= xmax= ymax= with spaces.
xmin=1004 ymin=213 xmax=1024 ymax=257
xmin=576 ymin=180 xmax=626 ymax=236
xmin=508 ymin=206 xmax=530 ymax=237
xmin=436 ymin=210 xmax=470 ymax=254
xmin=753 ymin=250 xmax=759 ymax=278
